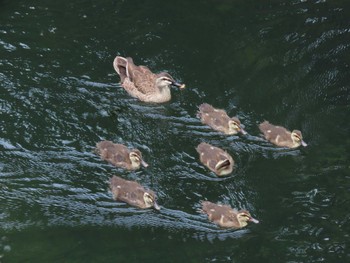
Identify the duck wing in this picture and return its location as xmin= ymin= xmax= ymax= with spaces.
xmin=131 ymin=69 xmax=157 ymax=95
xmin=259 ymin=121 xmax=290 ymax=141
xmin=110 ymin=176 xmax=146 ymax=207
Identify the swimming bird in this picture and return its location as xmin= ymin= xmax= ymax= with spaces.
xmin=110 ymin=175 xmax=160 ymax=210
xmin=95 ymin=140 xmax=148 ymax=170
xmin=196 ymin=142 xmax=234 ymax=176
xmin=197 ymin=103 xmax=247 ymax=135
xmin=201 ymin=201 xmax=259 ymax=229
xmin=259 ymin=121 xmax=307 ymax=148
xmin=113 ymin=56 xmax=185 ymax=103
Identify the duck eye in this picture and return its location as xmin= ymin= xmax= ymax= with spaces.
xmin=293 ymin=134 xmax=300 ymax=140
xmin=131 ymin=153 xmax=140 ymax=159
xmin=146 ymin=194 xmax=154 ymax=202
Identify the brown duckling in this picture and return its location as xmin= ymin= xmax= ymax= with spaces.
xmin=196 ymin=142 xmax=234 ymax=176
xmin=113 ymin=56 xmax=185 ymax=103
xmin=259 ymin=121 xmax=307 ymax=148
xmin=201 ymin=201 xmax=259 ymax=229
xmin=197 ymin=103 xmax=247 ymax=135
xmin=110 ymin=175 xmax=160 ymax=210
xmin=96 ymin=140 xmax=148 ymax=170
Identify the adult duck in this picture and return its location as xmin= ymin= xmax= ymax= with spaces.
xmin=113 ymin=56 xmax=185 ymax=103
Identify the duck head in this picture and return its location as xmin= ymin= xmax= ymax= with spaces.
xmin=143 ymin=192 xmax=160 ymax=210
xmin=291 ymin=130 xmax=307 ymax=147
xmin=155 ymin=72 xmax=185 ymax=89
xmin=129 ymin=150 xmax=149 ymax=168
xmin=236 ymin=210 xmax=259 ymax=227
xmin=228 ymin=117 xmax=247 ymax=135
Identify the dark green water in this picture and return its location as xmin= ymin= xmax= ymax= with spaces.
xmin=1 ymin=0 xmax=349 ymax=262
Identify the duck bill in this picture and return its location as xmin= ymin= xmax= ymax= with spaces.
xmin=141 ymin=160 xmax=149 ymax=168
xmin=172 ymin=81 xmax=186 ymax=89
xmin=240 ymin=128 xmax=247 ymax=135
xmin=301 ymin=140 xmax=307 ymax=147
xmin=249 ymin=217 xmax=259 ymax=224
xmin=153 ymin=202 xmax=161 ymax=210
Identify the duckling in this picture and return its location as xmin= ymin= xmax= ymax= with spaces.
xmin=259 ymin=121 xmax=307 ymax=148
xmin=110 ymin=175 xmax=160 ymax=210
xmin=201 ymin=201 xmax=259 ymax=229
xmin=196 ymin=142 xmax=234 ymax=176
xmin=197 ymin=103 xmax=247 ymax=135
xmin=113 ymin=56 xmax=185 ymax=103
xmin=95 ymin=140 xmax=148 ymax=170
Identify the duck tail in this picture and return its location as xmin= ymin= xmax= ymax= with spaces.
xmin=113 ymin=56 xmax=128 ymax=83
xmin=198 ymin=103 xmax=214 ymax=113
xmin=200 ymin=200 xmax=212 ymax=214
xmin=258 ymin=120 xmax=271 ymax=132
xmin=197 ymin=103 xmax=209 ymax=118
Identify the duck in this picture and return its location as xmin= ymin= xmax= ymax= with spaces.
xmin=95 ymin=140 xmax=148 ymax=170
xmin=113 ymin=56 xmax=185 ymax=103
xmin=259 ymin=121 xmax=307 ymax=148
xmin=196 ymin=142 xmax=234 ymax=176
xmin=109 ymin=175 xmax=160 ymax=210
xmin=197 ymin=103 xmax=247 ymax=135
xmin=201 ymin=201 xmax=259 ymax=229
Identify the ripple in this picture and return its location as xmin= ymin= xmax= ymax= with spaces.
xmin=0 ymin=236 xmax=11 ymax=260
xmin=1 ymin=0 xmax=349 ymax=261
xmin=0 ymin=40 xmax=16 ymax=51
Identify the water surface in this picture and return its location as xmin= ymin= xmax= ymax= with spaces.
xmin=1 ymin=0 xmax=349 ymax=262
